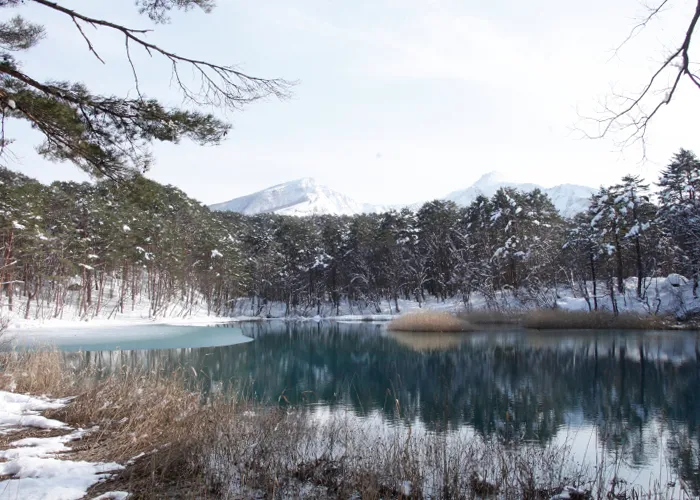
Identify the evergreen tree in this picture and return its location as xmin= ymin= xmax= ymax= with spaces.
xmin=657 ymin=149 xmax=700 ymax=294
xmin=0 ymin=0 xmax=291 ymax=178
xmin=619 ymin=175 xmax=654 ymax=298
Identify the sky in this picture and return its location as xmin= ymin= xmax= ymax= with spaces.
xmin=4 ymin=0 xmax=700 ymax=205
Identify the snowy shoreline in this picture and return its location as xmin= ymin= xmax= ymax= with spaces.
xmin=3 ymin=275 xmax=700 ymax=339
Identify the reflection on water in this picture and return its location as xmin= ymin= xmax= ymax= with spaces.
xmin=66 ymin=322 xmax=700 ymax=494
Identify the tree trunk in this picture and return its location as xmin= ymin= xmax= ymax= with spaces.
xmin=1 ymin=229 xmax=14 ymax=311
xmin=120 ymin=262 xmax=128 ymax=314
xmin=635 ymin=236 xmax=643 ymax=298
xmin=613 ymin=232 xmax=624 ymax=294
xmin=590 ymin=253 xmax=598 ymax=311
xmin=95 ymin=272 xmax=105 ymax=316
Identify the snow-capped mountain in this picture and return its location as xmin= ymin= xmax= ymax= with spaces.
xmin=209 ymin=178 xmax=386 ymax=216
xmin=210 ymin=172 xmax=595 ymax=218
xmin=444 ymin=172 xmax=595 ymax=218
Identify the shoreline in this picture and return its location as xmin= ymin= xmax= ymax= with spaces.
xmin=1 ymin=350 xmax=691 ymax=499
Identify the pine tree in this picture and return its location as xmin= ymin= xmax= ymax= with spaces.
xmin=589 ymin=185 xmax=627 ymax=293
xmin=619 ymin=175 xmax=654 ymax=298
xmin=658 ymin=148 xmax=700 ymax=294
xmin=0 ymin=1 xmax=291 ymax=179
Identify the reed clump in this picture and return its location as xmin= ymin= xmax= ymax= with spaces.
xmin=0 ymin=348 xmax=682 ymax=499
xmin=521 ymin=309 xmax=670 ymax=330
xmin=457 ymin=309 xmax=523 ymax=326
xmin=387 ymin=311 xmax=473 ymax=332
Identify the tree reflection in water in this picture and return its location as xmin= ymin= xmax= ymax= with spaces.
xmin=70 ymin=322 xmax=700 ymax=494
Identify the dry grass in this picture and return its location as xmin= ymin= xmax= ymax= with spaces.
xmin=457 ymin=309 xmax=523 ymax=326
xmin=0 ymin=349 xmax=682 ymax=499
xmin=0 ymin=316 xmax=10 ymax=351
xmin=0 ymin=349 xmax=213 ymax=496
xmin=387 ymin=311 xmax=473 ymax=332
xmin=521 ymin=309 xmax=670 ymax=330
xmin=0 ymin=349 xmax=79 ymax=395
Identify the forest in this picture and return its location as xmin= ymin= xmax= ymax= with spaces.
xmin=1 ymin=148 xmax=699 ymax=320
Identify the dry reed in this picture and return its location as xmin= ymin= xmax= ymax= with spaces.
xmin=0 ymin=349 xmax=683 ymax=499
xmin=387 ymin=311 xmax=473 ymax=332
xmin=457 ymin=309 xmax=523 ymax=326
xmin=521 ymin=309 xmax=670 ymax=330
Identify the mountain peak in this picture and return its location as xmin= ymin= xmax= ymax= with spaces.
xmin=444 ymin=173 xmax=595 ymax=217
xmin=210 ymin=178 xmax=386 ymax=216
xmin=269 ymin=177 xmax=318 ymax=191
xmin=473 ymin=171 xmax=511 ymax=187
xmin=210 ymin=173 xmax=595 ymax=218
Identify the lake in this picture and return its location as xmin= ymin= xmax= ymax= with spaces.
xmin=14 ymin=321 xmax=700 ymax=495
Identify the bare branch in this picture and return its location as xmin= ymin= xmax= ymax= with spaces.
xmin=30 ymin=0 xmax=294 ymax=107
xmin=582 ymin=0 xmax=700 ymax=154
xmin=125 ymin=38 xmax=142 ymax=99
xmin=611 ymin=0 xmax=671 ymax=59
xmin=71 ymin=17 xmax=105 ymax=64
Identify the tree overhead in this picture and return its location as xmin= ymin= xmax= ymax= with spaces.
xmin=0 ymin=0 xmax=293 ymax=179
xmin=587 ymin=0 xmax=700 ymax=153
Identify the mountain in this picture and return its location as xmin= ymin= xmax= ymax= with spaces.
xmin=444 ymin=171 xmax=595 ymax=218
xmin=210 ymin=172 xmax=596 ymax=218
xmin=209 ymin=178 xmax=386 ymax=216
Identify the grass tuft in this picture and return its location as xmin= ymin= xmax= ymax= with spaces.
xmin=521 ymin=309 xmax=670 ymax=330
xmin=387 ymin=311 xmax=473 ymax=332
xmin=457 ymin=309 xmax=522 ymax=326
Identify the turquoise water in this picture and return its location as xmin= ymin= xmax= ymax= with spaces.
xmin=9 ymin=323 xmax=253 ymax=351
xmin=10 ymin=321 xmax=700 ymax=494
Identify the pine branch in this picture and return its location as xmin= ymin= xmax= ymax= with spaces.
xmin=30 ymin=0 xmax=294 ymax=107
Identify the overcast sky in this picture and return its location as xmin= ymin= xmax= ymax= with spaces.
xmin=5 ymin=0 xmax=700 ymax=205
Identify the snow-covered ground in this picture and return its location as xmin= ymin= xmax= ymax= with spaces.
xmin=0 ymin=391 xmax=127 ymax=500
xmin=2 ymin=275 xmax=699 ymax=340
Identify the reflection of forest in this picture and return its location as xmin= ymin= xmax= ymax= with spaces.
xmin=70 ymin=323 xmax=700 ymax=494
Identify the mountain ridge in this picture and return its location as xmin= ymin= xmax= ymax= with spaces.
xmin=209 ymin=172 xmax=595 ymax=218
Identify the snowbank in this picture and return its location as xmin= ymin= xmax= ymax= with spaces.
xmin=0 ymin=390 xmax=124 ymax=500
xmin=3 ymin=275 xmax=699 ymax=336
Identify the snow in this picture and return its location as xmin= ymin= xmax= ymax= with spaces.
xmin=445 ymin=172 xmax=595 ymax=218
xmin=211 ymin=249 xmax=223 ymax=258
xmin=3 ymin=274 xmax=699 ymax=333
xmin=550 ymin=486 xmax=587 ymax=499
xmin=0 ymin=392 xmax=124 ymax=500
xmin=0 ymin=456 xmax=122 ymax=500
xmin=209 ymin=173 xmax=595 ymax=218
xmin=0 ymin=392 xmax=68 ymax=434
xmin=0 ymin=430 xmax=89 ymax=460
xmin=122 ymin=225 xmax=130 ymax=232
xmin=7 ymin=99 xmax=16 ymax=109
xmin=209 ymin=178 xmax=389 ymax=216
xmin=91 ymin=493 xmax=129 ymax=500
xmin=666 ymin=273 xmax=688 ymax=287
xmin=12 ymin=221 xmax=26 ymax=230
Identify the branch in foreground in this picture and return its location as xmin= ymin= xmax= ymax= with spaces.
xmin=30 ymin=0 xmax=295 ymax=108
xmin=581 ymin=0 xmax=700 ymax=155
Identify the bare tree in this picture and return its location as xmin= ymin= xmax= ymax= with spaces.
xmin=583 ymin=0 xmax=700 ymax=154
